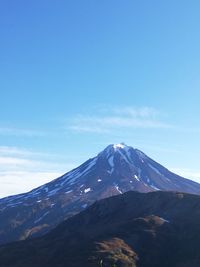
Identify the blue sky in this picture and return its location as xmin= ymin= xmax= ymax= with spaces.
xmin=1 ymin=0 xmax=200 ymax=197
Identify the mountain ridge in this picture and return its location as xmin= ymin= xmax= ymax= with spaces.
xmin=1 ymin=190 xmax=200 ymax=267
xmin=0 ymin=143 xmax=200 ymax=245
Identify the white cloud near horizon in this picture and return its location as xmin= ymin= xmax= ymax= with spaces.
xmin=0 ymin=146 xmax=77 ymax=198
xmin=68 ymin=106 xmax=173 ymax=134
xmin=171 ymin=168 xmax=200 ymax=183
xmin=0 ymin=171 xmax=64 ymax=198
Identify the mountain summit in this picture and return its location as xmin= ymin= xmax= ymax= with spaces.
xmin=0 ymin=143 xmax=200 ymax=245
xmin=94 ymin=143 xmax=200 ymax=194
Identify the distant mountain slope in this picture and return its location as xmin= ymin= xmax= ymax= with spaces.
xmin=0 ymin=143 xmax=200 ymax=245
xmin=1 ymin=191 xmax=200 ymax=267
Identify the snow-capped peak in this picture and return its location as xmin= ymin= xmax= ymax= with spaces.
xmin=101 ymin=143 xmax=130 ymax=156
xmin=113 ymin=143 xmax=126 ymax=150
xmin=99 ymin=142 xmax=133 ymax=160
xmin=97 ymin=143 xmax=136 ymax=172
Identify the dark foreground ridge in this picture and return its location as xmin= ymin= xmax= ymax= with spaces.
xmin=1 ymin=190 xmax=200 ymax=267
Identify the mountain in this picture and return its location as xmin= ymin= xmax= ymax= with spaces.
xmin=0 ymin=143 xmax=200 ymax=245
xmin=1 ymin=191 xmax=200 ymax=267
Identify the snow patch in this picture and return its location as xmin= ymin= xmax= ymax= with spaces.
xmin=148 ymin=163 xmax=162 ymax=175
xmin=61 ymin=169 xmax=81 ymax=186
xmin=108 ymin=156 xmax=114 ymax=173
xmin=34 ymin=211 xmax=49 ymax=224
xmin=159 ymin=217 xmax=170 ymax=223
xmin=114 ymin=185 xmax=123 ymax=194
xmin=44 ymin=187 xmax=48 ymax=193
xmin=65 ymin=190 xmax=73 ymax=194
xmin=79 ymin=158 xmax=97 ymax=177
xmin=47 ymin=188 xmax=59 ymax=197
xmin=134 ymin=175 xmax=140 ymax=182
xmin=117 ymin=149 xmax=131 ymax=165
xmin=126 ymin=149 xmax=133 ymax=163
xmin=60 ymin=158 xmax=97 ymax=187
xmin=84 ymin=188 xmax=91 ymax=193
xmin=150 ymin=184 xmax=160 ymax=191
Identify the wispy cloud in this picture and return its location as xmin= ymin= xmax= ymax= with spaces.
xmin=67 ymin=106 xmax=173 ymax=133
xmin=0 ymin=127 xmax=46 ymax=137
xmin=0 ymin=146 xmax=56 ymax=158
xmin=0 ymin=156 xmax=33 ymax=167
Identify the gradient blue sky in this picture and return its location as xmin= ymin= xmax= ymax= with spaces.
xmin=1 ymin=0 xmax=200 ymax=197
